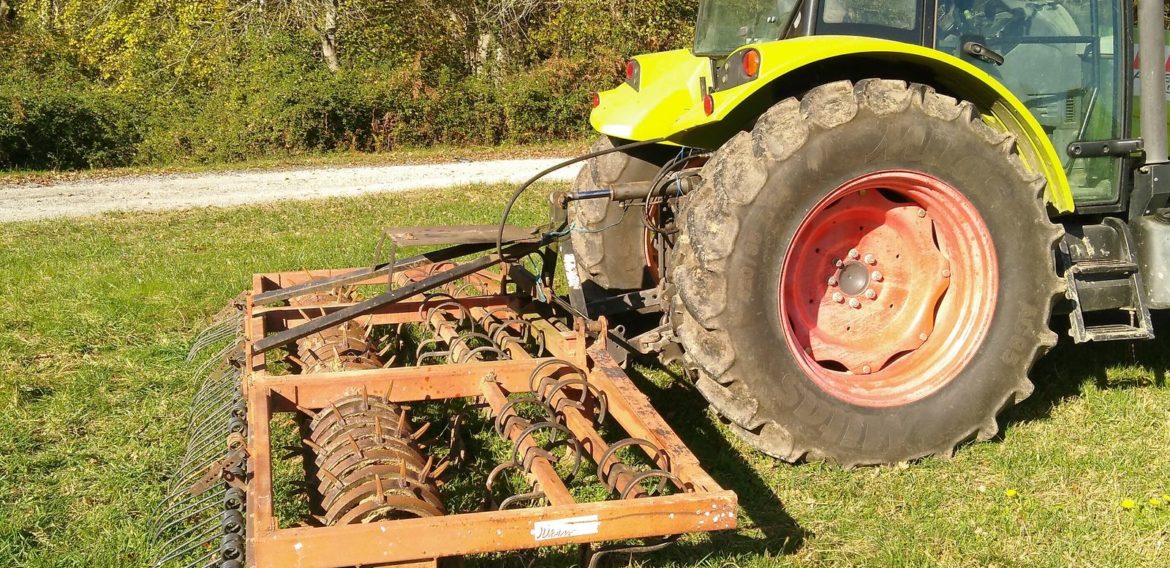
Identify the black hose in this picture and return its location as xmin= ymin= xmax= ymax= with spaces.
xmin=496 ymin=137 xmax=667 ymax=259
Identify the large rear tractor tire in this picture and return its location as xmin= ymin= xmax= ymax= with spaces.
xmin=568 ymin=137 xmax=673 ymax=297
xmin=669 ymin=80 xmax=1065 ymax=466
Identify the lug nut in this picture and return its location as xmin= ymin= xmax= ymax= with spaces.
xmin=872 ymin=271 xmax=884 ymax=282
xmin=832 ymin=292 xmax=844 ymax=303
xmin=833 ymin=258 xmax=844 ymax=268
xmin=828 ymin=276 xmax=839 ymax=287
xmin=848 ymin=298 xmax=862 ymax=309
xmin=917 ymin=208 xmax=927 ymax=218
xmin=864 ymin=254 xmax=876 ymax=265
xmin=864 ymin=289 xmax=877 ymax=300
xmin=942 ymin=269 xmax=951 ymax=278
xmin=861 ymin=365 xmax=872 ymax=374
xmin=848 ymin=249 xmax=860 ymax=260
xmin=919 ymin=333 xmax=929 ymax=341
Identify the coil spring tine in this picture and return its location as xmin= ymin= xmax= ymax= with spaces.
xmin=493 ymin=394 xmax=548 ymax=438
xmin=427 ymin=301 xmax=471 ymax=328
xmin=540 ymin=378 xmax=609 ymax=428
xmin=596 ymin=438 xmax=668 ymax=491
xmin=413 ymin=338 xmax=445 ymax=361
xmin=152 ymin=514 xmax=220 ymax=567
xmin=177 ymin=548 xmax=217 ymax=568
xmin=415 ymin=293 xmax=460 ymax=322
xmin=527 ymin=359 xmax=588 ymax=397
xmin=457 ymin=345 xmax=506 ymax=364
xmin=511 ymin=421 xmax=583 ymax=481
xmin=499 ymin=491 xmax=546 ymax=510
xmin=186 ymin=315 xmax=243 ymax=362
xmin=151 ymin=486 xmax=223 ymax=539
xmin=618 ymin=470 xmax=683 ymax=500
xmin=585 ymin=536 xmax=681 ymax=568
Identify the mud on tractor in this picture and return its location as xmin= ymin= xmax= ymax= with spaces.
xmin=153 ymin=0 xmax=1170 ymax=566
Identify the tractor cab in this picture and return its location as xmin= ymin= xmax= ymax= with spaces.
xmin=694 ymin=0 xmax=1131 ymax=209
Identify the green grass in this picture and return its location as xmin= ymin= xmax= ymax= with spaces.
xmin=1 ymin=184 xmax=1168 ymax=567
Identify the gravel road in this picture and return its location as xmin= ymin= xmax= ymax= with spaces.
xmin=0 ymin=158 xmax=582 ymax=223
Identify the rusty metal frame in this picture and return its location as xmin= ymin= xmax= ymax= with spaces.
xmin=238 ymin=264 xmax=736 ymax=567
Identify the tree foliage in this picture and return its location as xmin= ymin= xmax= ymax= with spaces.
xmin=0 ymin=0 xmax=697 ymax=169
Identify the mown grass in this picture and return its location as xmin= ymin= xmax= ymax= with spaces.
xmin=0 ymin=184 xmax=1168 ymax=567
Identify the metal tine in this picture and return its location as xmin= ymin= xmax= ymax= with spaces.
xmin=178 ymin=548 xmax=217 ymax=568
xmin=186 ymin=315 xmax=242 ymax=362
xmin=186 ymin=317 xmax=243 ymax=363
xmin=183 ymin=380 xmax=237 ymax=433
xmin=152 ymin=515 xmax=220 ymax=567
xmin=151 ymin=487 xmax=224 ymax=539
xmin=192 ymin=340 xmax=243 ymax=379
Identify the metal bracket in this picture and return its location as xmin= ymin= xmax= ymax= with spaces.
xmin=1128 ymin=162 xmax=1170 ymax=221
xmin=1067 ymin=139 xmax=1144 ymax=159
xmin=189 ymin=446 xmax=250 ymax=496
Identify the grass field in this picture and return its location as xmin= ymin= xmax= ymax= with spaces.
xmin=1 ymin=183 xmax=1168 ymax=567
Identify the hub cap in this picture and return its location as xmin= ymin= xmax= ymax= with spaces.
xmin=779 ymin=171 xmax=999 ymax=407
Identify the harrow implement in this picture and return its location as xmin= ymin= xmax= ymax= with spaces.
xmin=153 ymin=225 xmax=736 ymax=567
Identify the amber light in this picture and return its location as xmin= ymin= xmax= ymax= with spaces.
xmin=703 ymin=94 xmax=715 ymax=115
xmin=742 ymin=49 xmax=761 ymax=78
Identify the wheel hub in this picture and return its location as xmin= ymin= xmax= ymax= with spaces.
xmin=779 ymin=171 xmax=997 ymax=407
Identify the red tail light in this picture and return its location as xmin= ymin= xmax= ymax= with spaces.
xmin=591 ymin=93 xmax=601 ymax=108
xmin=742 ymin=49 xmax=761 ymax=78
xmin=703 ymin=94 xmax=715 ymax=116
xmin=625 ymin=60 xmax=637 ymax=80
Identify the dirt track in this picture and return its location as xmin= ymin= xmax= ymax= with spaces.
xmin=0 ymin=158 xmax=580 ymax=223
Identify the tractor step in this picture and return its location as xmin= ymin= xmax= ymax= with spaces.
xmin=1061 ymin=217 xmax=1154 ymax=343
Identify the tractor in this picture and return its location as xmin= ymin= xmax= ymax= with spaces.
xmin=569 ymin=0 xmax=1170 ymax=467
xmin=154 ymin=0 xmax=1170 ymax=566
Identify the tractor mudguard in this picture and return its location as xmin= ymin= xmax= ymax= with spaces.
xmin=591 ymin=36 xmax=1074 ymax=213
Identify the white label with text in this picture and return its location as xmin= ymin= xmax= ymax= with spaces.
xmin=530 ymin=515 xmax=601 ymax=542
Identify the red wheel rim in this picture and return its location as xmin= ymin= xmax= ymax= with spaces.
xmin=779 ymin=170 xmax=998 ymax=407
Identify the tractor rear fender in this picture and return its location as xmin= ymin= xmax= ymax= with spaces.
xmin=591 ymin=36 xmax=1074 ymax=212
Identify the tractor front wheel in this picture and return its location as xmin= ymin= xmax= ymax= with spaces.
xmin=670 ymin=80 xmax=1065 ymax=466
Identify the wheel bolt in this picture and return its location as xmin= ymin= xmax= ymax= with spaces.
xmin=864 ymin=289 xmax=877 ymax=300
xmin=861 ymin=365 xmax=872 ymax=374
xmin=864 ymin=254 xmax=876 ymax=265
xmin=919 ymin=333 xmax=929 ymax=341
xmin=848 ymin=298 xmax=862 ymax=309
xmin=872 ymin=271 xmax=884 ymax=282
xmin=828 ymin=276 xmax=839 ymax=287
xmin=848 ymin=249 xmax=860 ymax=260
xmin=917 ymin=208 xmax=927 ymax=218
xmin=942 ymin=269 xmax=951 ymax=278
xmin=833 ymin=258 xmax=844 ymax=268
xmin=833 ymin=292 xmax=844 ymax=303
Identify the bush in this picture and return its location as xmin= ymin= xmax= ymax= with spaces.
xmin=0 ymin=77 xmax=145 ymax=170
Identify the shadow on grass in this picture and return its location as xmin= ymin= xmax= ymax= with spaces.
xmin=607 ymin=360 xmax=809 ymax=565
xmin=997 ymin=312 xmax=1170 ymax=434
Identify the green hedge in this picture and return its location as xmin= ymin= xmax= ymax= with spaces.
xmin=0 ymin=78 xmax=145 ymax=170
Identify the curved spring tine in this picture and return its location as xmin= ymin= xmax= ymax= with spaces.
xmin=596 ymin=438 xmax=668 ymax=489
xmin=413 ymin=338 xmax=445 ymax=362
xmin=543 ymin=378 xmax=608 ymax=427
xmin=426 ymin=301 xmax=472 ymax=328
xmin=187 ymin=315 xmax=243 ymax=362
xmin=499 ymin=491 xmax=546 ymax=510
xmin=416 ymin=293 xmax=461 ymax=321
xmin=152 ymin=514 xmax=220 ymax=567
xmin=618 ymin=469 xmax=684 ymax=500
xmin=527 ymin=359 xmax=587 ymax=396
xmin=493 ymin=394 xmax=547 ymax=438
xmin=511 ymin=421 xmax=583 ymax=479
xmin=586 ymin=536 xmax=681 ymax=568
xmin=177 ymin=548 xmax=217 ymax=568
xmin=456 ymin=345 xmax=506 ymax=364
xmin=151 ymin=486 xmax=223 ymax=538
